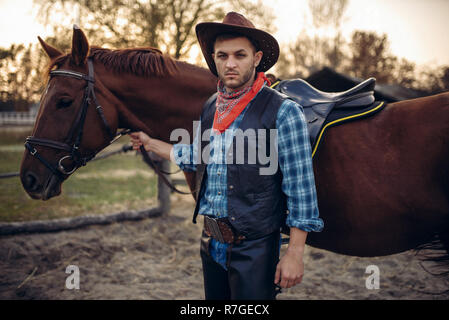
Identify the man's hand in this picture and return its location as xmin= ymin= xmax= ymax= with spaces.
xmin=130 ymin=131 xmax=151 ymax=151
xmin=274 ymin=227 xmax=307 ymax=288
xmin=275 ymin=248 xmax=304 ymax=288
xmin=129 ymin=131 xmax=174 ymax=162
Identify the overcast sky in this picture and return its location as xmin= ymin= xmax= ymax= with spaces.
xmin=1 ymin=0 xmax=448 ymax=67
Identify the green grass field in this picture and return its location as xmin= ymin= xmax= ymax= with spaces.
xmin=0 ymin=127 xmax=159 ymax=222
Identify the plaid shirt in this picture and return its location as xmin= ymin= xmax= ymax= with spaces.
xmin=173 ymin=86 xmax=323 ymax=269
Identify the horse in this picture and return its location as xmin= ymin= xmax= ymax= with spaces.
xmin=20 ymin=27 xmax=449 ymax=271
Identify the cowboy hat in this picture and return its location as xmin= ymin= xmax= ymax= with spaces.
xmin=195 ymin=12 xmax=279 ymax=77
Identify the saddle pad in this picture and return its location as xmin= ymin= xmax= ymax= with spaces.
xmin=311 ymin=101 xmax=386 ymax=158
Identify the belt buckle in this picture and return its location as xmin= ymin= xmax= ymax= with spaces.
xmin=204 ymin=216 xmax=225 ymax=243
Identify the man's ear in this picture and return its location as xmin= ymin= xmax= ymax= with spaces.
xmin=254 ymin=51 xmax=263 ymax=67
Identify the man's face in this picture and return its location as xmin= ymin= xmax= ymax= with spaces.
xmin=213 ymin=36 xmax=263 ymax=92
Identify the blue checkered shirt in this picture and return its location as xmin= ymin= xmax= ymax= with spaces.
xmin=173 ymin=86 xmax=323 ymax=270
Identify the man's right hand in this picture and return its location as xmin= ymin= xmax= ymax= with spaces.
xmin=130 ymin=131 xmax=151 ymax=151
xmin=129 ymin=131 xmax=174 ymax=162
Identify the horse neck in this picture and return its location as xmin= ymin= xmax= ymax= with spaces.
xmin=95 ymin=60 xmax=217 ymax=142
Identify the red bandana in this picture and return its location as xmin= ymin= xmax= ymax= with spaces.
xmin=213 ymin=72 xmax=270 ymax=133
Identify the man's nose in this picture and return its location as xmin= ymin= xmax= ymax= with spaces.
xmin=225 ymin=56 xmax=237 ymax=69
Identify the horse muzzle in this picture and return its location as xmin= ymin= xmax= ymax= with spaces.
xmin=21 ymin=169 xmax=62 ymax=200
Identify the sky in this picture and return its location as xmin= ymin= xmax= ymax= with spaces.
xmin=0 ymin=0 xmax=448 ymax=67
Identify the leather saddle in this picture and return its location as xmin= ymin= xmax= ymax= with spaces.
xmin=273 ymin=77 xmax=378 ymax=154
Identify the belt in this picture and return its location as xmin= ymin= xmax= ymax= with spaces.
xmin=203 ymin=216 xmax=246 ymax=244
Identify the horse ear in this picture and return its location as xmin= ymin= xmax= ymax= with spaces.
xmin=37 ymin=36 xmax=63 ymax=60
xmin=71 ymin=25 xmax=89 ymax=66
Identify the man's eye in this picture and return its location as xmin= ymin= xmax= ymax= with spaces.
xmin=57 ymin=98 xmax=73 ymax=109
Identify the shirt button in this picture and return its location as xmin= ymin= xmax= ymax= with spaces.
xmin=217 ymin=171 xmax=221 ymax=175
xmin=231 ymin=216 xmax=235 ymax=221
xmin=218 ymin=191 xmax=221 ymax=195
xmin=286 ymin=210 xmax=290 ymax=214
xmin=229 ymin=185 xmax=234 ymax=190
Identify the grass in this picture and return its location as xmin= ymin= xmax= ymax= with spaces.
xmin=0 ymin=127 xmax=160 ymax=222
xmin=0 ymin=127 xmax=33 ymax=145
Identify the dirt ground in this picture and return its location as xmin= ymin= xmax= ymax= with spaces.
xmin=1 ymin=193 xmax=448 ymax=300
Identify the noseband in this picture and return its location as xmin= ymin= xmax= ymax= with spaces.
xmin=25 ymin=57 xmax=119 ymax=179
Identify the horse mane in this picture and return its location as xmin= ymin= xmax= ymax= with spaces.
xmin=90 ymin=47 xmax=179 ymax=77
xmin=45 ymin=46 xmax=180 ymax=78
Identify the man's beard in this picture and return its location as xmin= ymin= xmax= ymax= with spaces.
xmin=220 ymin=66 xmax=255 ymax=90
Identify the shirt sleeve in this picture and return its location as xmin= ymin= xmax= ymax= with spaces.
xmin=172 ymin=119 xmax=201 ymax=172
xmin=276 ymin=99 xmax=324 ymax=232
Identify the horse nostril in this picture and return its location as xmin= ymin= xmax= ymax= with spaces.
xmin=24 ymin=171 xmax=39 ymax=192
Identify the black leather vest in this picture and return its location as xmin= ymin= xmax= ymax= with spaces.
xmin=192 ymin=86 xmax=289 ymax=239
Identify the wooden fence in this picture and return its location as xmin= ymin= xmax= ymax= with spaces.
xmin=0 ymin=158 xmax=176 ymax=236
xmin=0 ymin=111 xmax=36 ymax=126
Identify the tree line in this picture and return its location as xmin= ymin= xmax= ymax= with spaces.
xmin=276 ymin=0 xmax=448 ymax=94
xmin=276 ymin=30 xmax=449 ymax=94
xmin=0 ymin=0 xmax=447 ymax=111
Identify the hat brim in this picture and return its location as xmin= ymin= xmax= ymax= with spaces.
xmin=195 ymin=22 xmax=279 ymax=77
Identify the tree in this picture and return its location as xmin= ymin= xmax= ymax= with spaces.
xmin=276 ymin=33 xmax=334 ymax=79
xmin=0 ymin=43 xmax=46 ymax=111
xmin=417 ymin=65 xmax=449 ymax=94
xmin=34 ymin=0 xmax=275 ymax=59
xmin=345 ymin=31 xmax=397 ymax=83
xmin=308 ymin=0 xmax=348 ymax=70
xmin=0 ymin=0 xmax=275 ymax=111
xmin=392 ymin=58 xmax=417 ymax=88
xmin=275 ymin=0 xmax=348 ymax=79
xmin=308 ymin=0 xmax=348 ymax=30
xmin=442 ymin=67 xmax=449 ymax=91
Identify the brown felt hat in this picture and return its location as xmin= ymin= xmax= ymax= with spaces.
xmin=195 ymin=12 xmax=280 ymax=76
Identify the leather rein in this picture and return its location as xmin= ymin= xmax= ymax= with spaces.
xmin=25 ymin=57 xmax=191 ymax=195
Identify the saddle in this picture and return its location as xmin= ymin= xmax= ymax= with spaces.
xmin=272 ymin=77 xmax=386 ymax=157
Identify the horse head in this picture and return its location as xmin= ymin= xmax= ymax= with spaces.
xmin=20 ymin=26 xmax=119 ymax=200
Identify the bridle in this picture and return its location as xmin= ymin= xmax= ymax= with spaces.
xmin=25 ymin=57 xmax=122 ymax=179
xmin=25 ymin=56 xmax=190 ymax=195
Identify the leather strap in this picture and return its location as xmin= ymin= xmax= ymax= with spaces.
xmin=87 ymin=59 xmax=114 ymax=140
xmin=24 ymin=142 xmax=66 ymax=180
xmin=25 ymin=137 xmax=72 ymax=152
xmin=139 ymin=145 xmax=192 ymax=195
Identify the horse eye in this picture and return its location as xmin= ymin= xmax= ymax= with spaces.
xmin=57 ymin=98 xmax=73 ymax=109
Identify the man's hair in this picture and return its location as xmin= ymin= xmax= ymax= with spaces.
xmin=213 ymin=33 xmax=260 ymax=54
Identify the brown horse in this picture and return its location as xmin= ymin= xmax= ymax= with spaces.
xmin=20 ymin=28 xmax=449 ymax=266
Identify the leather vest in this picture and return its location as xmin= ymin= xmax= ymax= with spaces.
xmin=192 ymin=86 xmax=289 ymax=239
